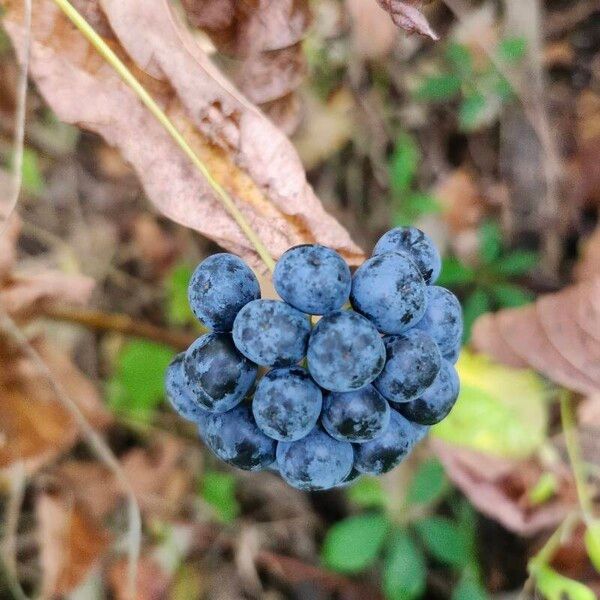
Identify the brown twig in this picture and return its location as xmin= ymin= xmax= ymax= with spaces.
xmin=40 ymin=305 xmax=197 ymax=350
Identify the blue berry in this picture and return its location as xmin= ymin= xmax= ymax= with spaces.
xmin=203 ymin=403 xmax=276 ymax=471
xmin=188 ymin=253 xmax=260 ymax=331
xmin=350 ymin=252 xmax=427 ymax=334
xmin=276 ymin=427 xmax=354 ymax=490
xmin=396 ymin=360 xmax=460 ymax=425
xmin=253 ymin=367 xmax=322 ymax=441
xmin=183 ymin=333 xmax=257 ymax=412
xmin=373 ymin=227 xmax=441 ymax=285
xmin=415 ymin=286 xmax=463 ymax=355
xmin=273 ymin=244 xmax=351 ymax=315
xmin=321 ymin=385 xmax=391 ymax=443
xmin=354 ymin=411 xmax=427 ymax=475
xmin=232 ymin=299 xmax=310 ymax=367
xmin=443 ymin=344 xmax=461 ymax=364
xmin=374 ymin=330 xmax=441 ymax=403
xmin=165 ymin=353 xmax=210 ymax=423
xmin=307 ymin=310 xmax=385 ymax=392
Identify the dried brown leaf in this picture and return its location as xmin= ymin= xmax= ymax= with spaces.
xmin=375 ymin=0 xmax=438 ymax=40
xmin=109 ymin=555 xmax=171 ymax=600
xmin=4 ymin=0 xmax=363 ymax=273
xmin=345 ymin=0 xmax=398 ymax=60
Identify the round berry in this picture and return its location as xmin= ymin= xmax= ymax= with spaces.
xmin=274 ymin=244 xmax=351 ymax=315
xmin=203 ymin=403 xmax=276 ymax=471
xmin=373 ymin=227 xmax=441 ymax=285
xmin=183 ymin=333 xmax=257 ymax=412
xmin=252 ymin=367 xmax=322 ymax=441
xmin=374 ymin=330 xmax=441 ymax=403
xmin=307 ymin=310 xmax=385 ymax=392
xmin=165 ymin=353 xmax=210 ymax=424
xmin=396 ymin=360 xmax=460 ymax=425
xmin=350 ymin=252 xmax=427 ymax=334
xmin=188 ymin=253 xmax=260 ymax=331
xmin=354 ymin=411 xmax=427 ymax=475
xmin=415 ymin=286 xmax=463 ymax=355
xmin=232 ymin=299 xmax=310 ymax=367
xmin=321 ymin=385 xmax=391 ymax=443
xmin=276 ymin=427 xmax=354 ymax=490
xmin=443 ymin=344 xmax=461 ymax=364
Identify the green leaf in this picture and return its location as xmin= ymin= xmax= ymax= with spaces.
xmin=462 ymin=288 xmax=491 ymax=342
xmin=322 ymin=514 xmax=389 ymax=573
xmin=415 ymin=74 xmax=462 ymax=102
xmin=498 ymin=37 xmax=527 ymax=63
xmin=347 ymin=477 xmax=387 ymax=509
xmin=414 ymin=516 xmax=469 ymax=568
xmin=452 ymin=578 xmax=489 ymax=600
xmin=394 ymin=192 xmax=441 ymax=227
xmin=390 ymin=133 xmax=420 ymax=196
xmin=20 ymin=148 xmax=45 ymax=196
xmin=108 ymin=340 xmax=174 ymax=420
xmin=445 ymin=43 xmax=473 ymax=79
xmin=479 ymin=221 xmax=502 ymax=264
xmin=165 ymin=263 xmax=196 ymax=326
xmin=528 ymin=472 xmax=558 ymax=506
xmin=433 ymin=350 xmax=549 ymax=459
xmin=584 ymin=521 xmax=600 ymax=573
xmin=536 ymin=566 xmax=596 ymax=600
xmin=406 ymin=459 xmax=448 ymax=507
xmin=201 ymin=471 xmax=240 ymax=523
xmin=493 ymin=250 xmax=538 ymax=277
xmin=459 ymin=92 xmax=487 ymax=132
xmin=490 ymin=283 xmax=534 ymax=308
xmin=383 ymin=529 xmax=426 ymax=600
xmin=437 ymin=257 xmax=476 ymax=287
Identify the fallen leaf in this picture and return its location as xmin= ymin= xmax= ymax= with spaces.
xmin=472 ymin=278 xmax=600 ymax=394
xmin=37 ymin=489 xmax=110 ymax=597
xmin=4 ymin=0 xmax=363 ymax=273
xmin=345 ymin=0 xmax=398 ymax=60
xmin=109 ymin=555 xmax=171 ymax=600
xmin=375 ymin=0 xmax=438 ymax=40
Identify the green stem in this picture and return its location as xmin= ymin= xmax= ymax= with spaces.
xmin=49 ymin=0 xmax=276 ymax=273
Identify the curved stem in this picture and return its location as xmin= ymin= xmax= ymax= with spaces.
xmin=49 ymin=0 xmax=276 ymax=273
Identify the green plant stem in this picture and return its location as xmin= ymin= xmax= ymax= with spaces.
xmin=49 ymin=0 xmax=275 ymax=273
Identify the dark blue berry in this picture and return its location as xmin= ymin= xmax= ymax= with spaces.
xmin=232 ymin=299 xmax=310 ymax=367
xmin=443 ymin=344 xmax=461 ymax=364
xmin=183 ymin=333 xmax=257 ymax=412
xmin=307 ymin=310 xmax=385 ymax=392
xmin=396 ymin=360 xmax=460 ymax=425
xmin=350 ymin=252 xmax=427 ymax=334
xmin=373 ymin=227 xmax=441 ymax=285
xmin=415 ymin=286 xmax=463 ymax=355
xmin=276 ymin=427 xmax=354 ymax=490
xmin=273 ymin=244 xmax=351 ymax=315
xmin=374 ymin=330 xmax=441 ymax=403
xmin=165 ymin=353 xmax=210 ymax=424
xmin=321 ymin=385 xmax=391 ymax=443
xmin=253 ymin=367 xmax=322 ymax=441
xmin=188 ymin=253 xmax=260 ymax=331
xmin=354 ymin=411 xmax=427 ymax=475
xmin=203 ymin=403 xmax=276 ymax=471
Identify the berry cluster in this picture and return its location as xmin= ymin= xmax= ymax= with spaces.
xmin=165 ymin=227 xmax=462 ymax=491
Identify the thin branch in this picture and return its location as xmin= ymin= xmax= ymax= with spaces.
xmin=0 ymin=310 xmax=142 ymax=600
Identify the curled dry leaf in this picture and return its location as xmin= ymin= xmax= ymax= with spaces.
xmin=472 ymin=277 xmax=600 ymax=395
xmin=4 ymin=0 xmax=363 ymax=274
xmin=375 ymin=0 xmax=439 ymax=40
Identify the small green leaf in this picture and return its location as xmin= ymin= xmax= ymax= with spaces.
xmin=490 ymin=283 xmax=534 ymax=308
xmin=406 ymin=459 xmax=448 ymax=507
xmin=493 ymin=250 xmax=538 ymax=277
xmin=479 ymin=221 xmax=502 ymax=264
xmin=390 ymin=133 xmax=420 ymax=196
xmin=462 ymin=288 xmax=491 ymax=342
xmin=536 ymin=566 xmax=596 ymax=600
xmin=437 ymin=257 xmax=476 ymax=287
xmin=414 ymin=516 xmax=468 ymax=568
xmin=452 ymin=578 xmax=489 ymax=600
xmin=445 ymin=43 xmax=474 ymax=79
xmin=165 ymin=263 xmax=196 ymax=326
xmin=584 ymin=521 xmax=600 ymax=573
xmin=201 ymin=471 xmax=240 ymax=523
xmin=498 ymin=37 xmax=527 ymax=63
xmin=415 ymin=74 xmax=462 ymax=102
xmin=347 ymin=477 xmax=387 ymax=509
xmin=20 ymin=148 xmax=45 ymax=196
xmin=322 ymin=514 xmax=389 ymax=573
xmin=383 ymin=529 xmax=427 ymax=600
xmin=108 ymin=340 xmax=174 ymax=420
xmin=528 ymin=472 xmax=558 ymax=506
xmin=459 ymin=92 xmax=487 ymax=132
